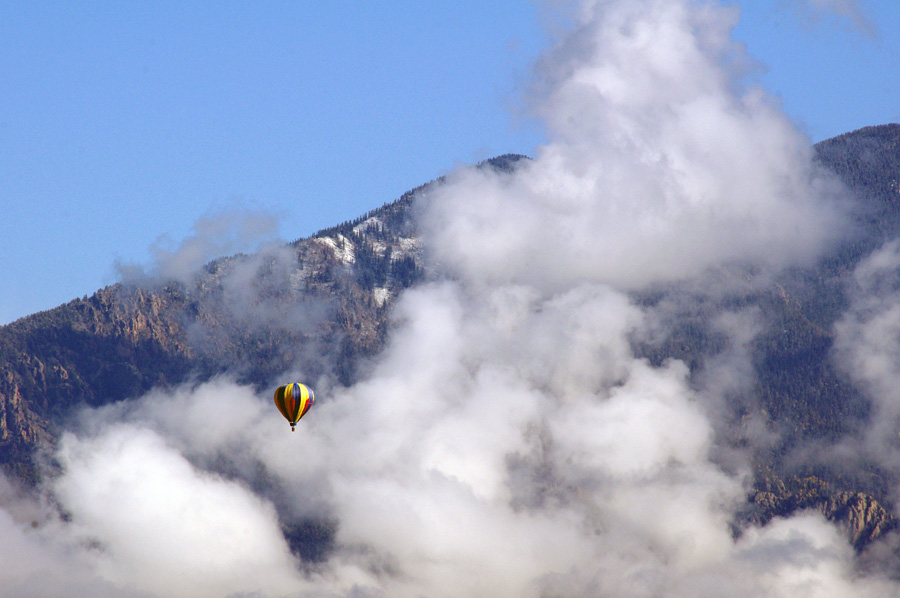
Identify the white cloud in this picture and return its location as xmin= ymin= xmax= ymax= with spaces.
xmin=24 ymin=270 xmax=891 ymax=597
xmin=421 ymin=0 xmax=848 ymax=293
xmin=52 ymin=425 xmax=303 ymax=597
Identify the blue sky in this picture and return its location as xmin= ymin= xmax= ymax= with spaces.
xmin=1 ymin=0 xmax=898 ymax=325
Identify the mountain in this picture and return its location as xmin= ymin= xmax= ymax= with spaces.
xmin=0 ymin=155 xmax=527 ymax=483
xmin=2 ymin=129 xmax=900 ymax=554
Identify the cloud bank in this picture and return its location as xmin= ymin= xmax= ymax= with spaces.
xmin=1 ymin=0 xmax=896 ymax=597
xmin=422 ymin=0 xmax=847 ymax=293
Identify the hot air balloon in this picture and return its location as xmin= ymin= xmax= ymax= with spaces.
xmin=274 ymin=383 xmax=315 ymax=431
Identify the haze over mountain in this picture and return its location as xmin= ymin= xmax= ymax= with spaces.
xmin=4 ymin=1 xmax=900 ymax=597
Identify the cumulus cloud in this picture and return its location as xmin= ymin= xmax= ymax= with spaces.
xmin=0 ymin=476 xmax=136 ymax=598
xmin=1 ymin=0 xmax=892 ymax=596
xmin=421 ymin=0 xmax=848 ymax=294
xmin=53 ymin=426 xmax=303 ymax=597
xmin=19 ymin=280 xmax=893 ymax=597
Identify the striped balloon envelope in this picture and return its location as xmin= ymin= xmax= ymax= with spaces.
xmin=273 ymin=383 xmax=315 ymax=431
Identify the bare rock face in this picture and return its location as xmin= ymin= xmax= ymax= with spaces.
xmin=822 ymin=492 xmax=896 ymax=549
xmin=0 ymin=284 xmax=200 ymax=479
xmin=749 ymin=476 xmax=897 ymax=550
xmin=0 ymin=375 xmax=46 ymax=446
